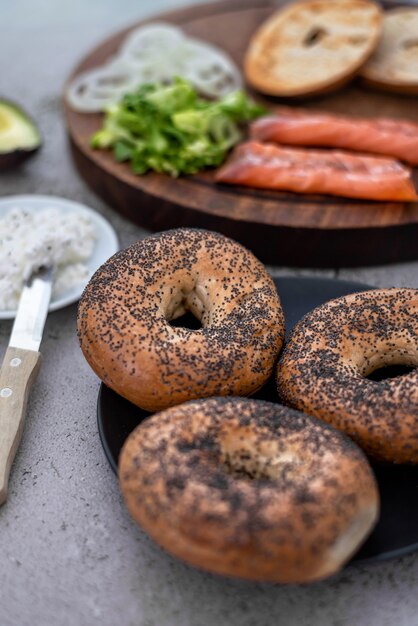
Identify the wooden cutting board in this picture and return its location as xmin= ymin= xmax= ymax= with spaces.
xmin=63 ymin=0 xmax=418 ymax=267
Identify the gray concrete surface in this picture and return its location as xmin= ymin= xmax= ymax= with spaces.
xmin=1 ymin=1 xmax=418 ymax=625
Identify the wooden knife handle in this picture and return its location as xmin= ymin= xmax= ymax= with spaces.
xmin=0 ymin=346 xmax=42 ymax=505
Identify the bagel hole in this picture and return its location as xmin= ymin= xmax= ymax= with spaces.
xmin=169 ymin=311 xmax=202 ymax=330
xmin=222 ymin=451 xmax=274 ymax=481
xmin=348 ymin=35 xmax=367 ymax=46
xmin=367 ymin=364 xmax=416 ymax=382
xmin=304 ymin=27 xmax=327 ymax=46
xmin=220 ymin=430 xmax=303 ymax=482
xmin=403 ymin=39 xmax=418 ymax=50
xmin=220 ymin=446 xmax=301 ymax=482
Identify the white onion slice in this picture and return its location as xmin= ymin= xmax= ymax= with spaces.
xmin=119 ymin=23 xmax=184 ymax=63
xmin=66 ymin=22 xmax=243 ymax=112
xmin=177 ymin=39 xmax=242 ymax=97
xmin=66 ymin=60 xmax=141 ymax=112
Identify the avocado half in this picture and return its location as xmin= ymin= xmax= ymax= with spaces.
xmin=0 ymin=99 xmax=41 ymax=170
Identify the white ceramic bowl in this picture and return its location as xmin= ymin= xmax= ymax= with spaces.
xmin=0 ymin=194 xmax=119 ymax=319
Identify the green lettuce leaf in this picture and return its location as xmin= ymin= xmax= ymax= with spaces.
xmin=91 ymin=77 xmax=265 ymax=176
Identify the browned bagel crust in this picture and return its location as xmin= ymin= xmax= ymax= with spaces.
xmin=77 ymin=228 xmax=284 ymax=412
xmin=244 ymin=0 xmax=382 ymax=98
xmin=277 ymin=288 xmax=418 ymax=464
xmin=360 ymin=8 xmax=418 ymax=96
xmin=119 ymin=397 xmax=379 ymax=584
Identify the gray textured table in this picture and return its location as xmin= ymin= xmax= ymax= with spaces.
xmin=1 ymin=1 xmax=418 ymax=625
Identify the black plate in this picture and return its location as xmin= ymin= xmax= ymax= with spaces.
xmin=97 ymin=276 xmax=418 ymax=565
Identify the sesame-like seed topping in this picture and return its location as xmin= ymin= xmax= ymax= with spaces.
xmin=277 ymin=288 xmax=418 ymax=464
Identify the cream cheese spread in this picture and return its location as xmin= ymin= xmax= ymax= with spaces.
xmin=0 ymin=206 xmax=96 ymax=310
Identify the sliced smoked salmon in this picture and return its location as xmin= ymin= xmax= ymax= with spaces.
xmin=215 ymin=141 xmax=418 ymax=202
xmin=250 ymin=110 xmax=418 ymax=165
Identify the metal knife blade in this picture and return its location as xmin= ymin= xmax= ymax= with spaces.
xmin=9 ymin=266 xmax=53 ymax=352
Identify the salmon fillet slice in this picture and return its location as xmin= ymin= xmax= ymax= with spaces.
xmin=250 ymin=109 xmax=418 ymax=165
xmin=215 ymin=141 xmax=418 ymax=202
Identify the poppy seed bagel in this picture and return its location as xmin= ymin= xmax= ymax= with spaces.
xmin=77 ymin=228 xmax=284 ymax=412
xmin=119 ymin=397 xmax=379 ymax=583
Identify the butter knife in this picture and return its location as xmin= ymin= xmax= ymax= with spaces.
xmin=0 ymin=266 xmax=52 ymax=505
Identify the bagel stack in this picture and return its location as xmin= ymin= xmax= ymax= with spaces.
xmin=244 ymin=0 xmax=383 ymax=97
xmin=80 ymin=231 xmax=416 ymax=581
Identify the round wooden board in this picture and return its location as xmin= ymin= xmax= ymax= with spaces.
xmin=63 ymin=0 xmax=418 ymax=267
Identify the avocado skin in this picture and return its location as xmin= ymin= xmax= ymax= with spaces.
xmin=0 ymin=145 xmax=41 ymax=170
xmin=0 ymin=99 xmax=41 ymax=171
